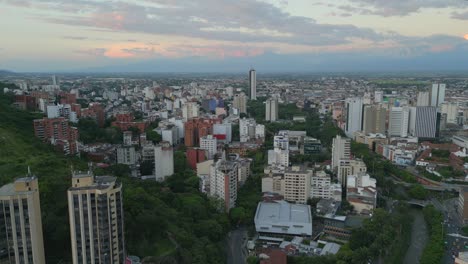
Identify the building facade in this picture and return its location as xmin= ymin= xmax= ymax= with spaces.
xmin=331 ymin=135 xmax=351 ymax=171
xmin=154 ymin=141 xmax=174 ymax=181
xmin=265 ymin=98 xmax=279 ymax=122
xmin=209 ymin=158 xmax=239 ymax=211
xmin=284 ymin=166 xmax=312 ymax=204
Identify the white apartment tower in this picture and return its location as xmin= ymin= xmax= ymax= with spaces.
xmin=233 ymin=93 xmax=247 ymax=114
xmin=417 ymin=91 xmax=430 ymax=106
xmin=388 ymin=107 xmax=410 ymax=137
xmin=209 ymin=158 xmax=239 ymax=211
xmin=0 ymin=175 xmax=46 ymax=264
xmin=265 ymin=97 xmax=279 ymax=122
xmin=182 ymin=102 xmax=200 ymax=121
xmin=345 ymin=97 xmax=363 ymax=138
xmin=154 ymin=141 xmax=174 ymax=181
xmin=68 ymin=171 xmax=125 ymax=264
xmin=284 ymin=166 xmax=312 ymax=204
xmin=200 ymin=135 xmax=217 ymax=159
xmin=331 ymin=135 xmax=351 ymax=171
xmin=249 ymin=69 xmax=256 ymax=100
xmin=430 ymin=83 xmax=446 ymax=107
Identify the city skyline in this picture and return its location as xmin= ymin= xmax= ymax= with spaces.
xmin=1 ymin=0 xmax=468 ymax=72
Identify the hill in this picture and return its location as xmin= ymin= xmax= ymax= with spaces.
xmin=0 ymin=84 xmax=230 ymax=263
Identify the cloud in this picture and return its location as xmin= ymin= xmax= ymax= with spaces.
xmin=62 ymin=36 xmax=88 ymax=40
xmin=452 ymin=11 xmax=468 ymax=20
xmin=340 ymin=0 xmax=468 ymax=17
xmin=74 ymin=48 xmax=106 ymax=57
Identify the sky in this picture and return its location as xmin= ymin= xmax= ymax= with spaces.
xmin=0 ymin=0 xmax=468 ymax=72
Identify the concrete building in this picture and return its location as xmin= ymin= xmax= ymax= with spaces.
xmin=310 ymin=171 xmax=342 ymax=201
xmin=187 ymin=148 xmax=206 ymax=170
xmin=116 ymin=146 xmax=137 ymax=166
xmin=197 ymin=159 xmax=214 ymax=193
xmin=182 ymin=102 xmax=199 ymax=121
xmin=302 ymin=137 xmax=322 ymax=155
xmin=249 ymin=68 xmax=256 ymax=100
xmin=430 ymin=83 xmax=446 ymax=107
xmin=414 ymin=106 xmax=438 ymax=139
xmin=363 ymin=105 xmax=386 ymax=134
xmin=417 ymin=91 xmax=430 ymax=106
xmin=154 ymin=141 xmax=174 ymax=181
xmin=453 ymin=136 xmax=468 ymax=149
xmin=233 ymin=93 xmax=247 ymax=114
xmin=374 ymin=91 xmax=383 ymax=103
xmin=237 ymin=158 xmax=252 ymax=185
xmin=265 ymin=97 xmax=279 ymax=122
xmin=161 ymin=126 xmax=179 ymax=145
xmin=455 ymin=251 xmax=468 ymax=264
xmin=209 ymin=157 xmax=239 ymax=211
xmin=0 ymin=176 xmax=45 ymax=264
xmin=239 ymin=118 xmax=265 ymax=142
xmin=459 ymin=187 xmax=468 ymax=224
xmin=345 ymin=97 xmax=363 ymax=138
xmin=254 ymin=200 xmax=312 ymax=238
xmin=123 ymin=131 xmax=133 ymax=146
xmin=337 ymin=159 xmax=367 ymax=187
xmin=346 ymin=173 xmax=377 ymax=215
xmin=200 ymin=135 xmax=217 ymax=159
xmin=267 ymin=149 xmax=289 ymax=167
xmin=184 ymin=118 xmax=221 ymax=147
xmin=262 ymin=174 xmax=285 ymax=196
xmin=213 ymin=123 xmax=232 ymax=143
xmin=67 ymin=171 xmax=125 ymax=264
xmin=388 ymin=107 xmax=410 ymax=137
xmin=441 ymin=102 xmax=459 ymax=124
xmin=331 ymin=135 xmax=351 ymax=171
xmin=284 ymin=166 xmax=312 ymax=204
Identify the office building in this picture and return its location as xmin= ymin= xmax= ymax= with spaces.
xmin=249 ymin=68 xmax=256 ymax=100
xmin=254 ymin=200 xmax=312 ymax=238
xmin=441 ymin=102 xmax=458 ymax=124
xmin=0 ymin=176 xmax=45 ymax=264
xmin=345 ymin=97 xmax=363 ymax=138
xmin=430 ymin=83 xmax=446 ymax=107
xmin=302 ymin=137 xmax=322 ymax=155
xmin=331 ymin=135 xmax=351 ymax=171
xmin=154 ymin=141 xmax=174 ymax=181
xmin=388 ymin=107 xmax=410 ymax=137
xmin=265 ymin=97 xmax=279 ymax=122
xmin=68 ymin=171 xmax=125 ymax=264
xmin=284 ymin=166 xmax=312 ymax=204
xmin=233 ymin=93 xmax=247 ymax=114
xmin=362 ymin=105 xmax=386 ymax=134
xmin=414 ymin=106 xmax=438 ymax=138
xmin=337 ymin=159 xmax=367 ymax=187
xmin=209 ymin=157 xmax=239 ymax=211
xmin=417 ymin=91 xmax=430 ymax=106
xmin=200 ymin=135 xmax=217 ymax=159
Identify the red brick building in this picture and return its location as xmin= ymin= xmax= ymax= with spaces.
xmin=13 ymin=95 xmax=37 ymax=111
xmin=81 ymin=103 xmax=105 ymax=127
xmin=186 ymin=148 xmax=206 ymax=170
xmin=33 ymin=117 xmax=79 ymax=155
xmin=58 ymin=92 xmax=77 ymax=104
xmin=184 ymin=118 xmax=222 ymax=147
xmin=111 ymin=113 xmax=148 ymax=133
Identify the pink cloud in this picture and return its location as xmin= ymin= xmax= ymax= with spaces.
xmin=429 ymin=44 xmax=454 ymax=53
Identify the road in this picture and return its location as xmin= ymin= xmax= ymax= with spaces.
xmin=227 ymin=227 xmax=248 ymax=264
xmin=403 ymin=209 xmax=428 ymax=264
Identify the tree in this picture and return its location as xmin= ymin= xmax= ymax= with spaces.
xmin=230 ymin=207 xmax=247 ymax=225
xmin=408 ymin=184 xmax=428 ymax=200
xmin=146 ymin=130 xmax=162 ymax=144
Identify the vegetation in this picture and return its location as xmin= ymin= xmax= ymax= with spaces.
xmin=77 ymin=117 xmax=123 ymax=144
xmin=420 ymin=205 xmax=444 ymax=264
xmin=408 ymin=184 xmax=429 ymax=200
xmin=0 ymin=86 xmax=229 ymax=263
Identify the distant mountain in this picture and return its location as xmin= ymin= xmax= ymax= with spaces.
xmin=0 ymin=69 xmax=17 ymax=76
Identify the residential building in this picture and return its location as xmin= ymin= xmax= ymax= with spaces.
xmin=346 ymin=173 xmax=377 ymax=215
xmin=262 ymin=174 xmax=285 ymax=196
xmin=417 ymin=91 xmax=430 ymax=106
xmin=249 ymin=68 xmax=256 ymax=100
xmin=284 ymin=166 xmax=312 ymax=204
xmin=154 ymin=141 xmax=174 ymax=181
xmin=254 ymin=200 xmax=312 ymax=239
xmin=116 ymin=146 xmax=137 ymax=166
xmin=265 ymin=97 xmax=279 ymax=122
xmin=441 ymin=102 xmax=459 ymax=124
xmin=302 ymin=137 xmax=322 ymax=155
xmin=182 ymin=102 xmax=200 ymax=121
xmin=363 ymin=105 xmax=386 ymax=134
xmin=331 ymin=135 xmax=351 ymax=171
xmin=186 ymin=148 xmax=206 ymax=170
xmin=388 ymin=107 xmax=410 ymax=137
xmin=213 ymin=123 xmax=232 ymax=143
xmin=0 ymin=176 xmax=45 ymax=264
xmin=233 ymin=93 xmax=247 ymax=114
xmin=267 ymin=149 xmax=289 ymax=167
xmin=310 ymin=171 xmax=342 ymax=201
xmin=197 ymin=159 xmax=213 ymax=193
xmin=33 ymin=117 xmax=79 ymax=155
xmin=374 ymin=91 xmax=383 ymax=103
xmin=345 ymin=97 xmax=363 ymax=138
xmin=209 ymin=157 xmax=239 ymax=211
xmin=68 ymin=171 xmax=125 ymax=264
xmin=337 ymin=159 xmax=367 ymax=187
xmin=184 ymin=118 xmax=221 ymax=147
xmin=239 ymin=118 xmax=265 ymax=142
xmin=200 ymin=135 xmax=217 ymax=159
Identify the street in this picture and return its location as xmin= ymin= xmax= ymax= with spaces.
xmin=227 ymin=227 xmax=248 ymax=264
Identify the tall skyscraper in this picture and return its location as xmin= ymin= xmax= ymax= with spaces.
xmin=430 ymin=83 xmax=446 ymax=107
xmin=232 ymin=93 xmax=247 ymax=114
xmin=374 ymin=91 xmax=384 ymax=103
xmin=154 ymin=141 xmax=174 ymax=181
xmin=249 ymin=68 xmax=256 ymax=100
xmin=416 ymin=91 xmax=430 ymax=106
xmin=414 ymin=106 xmax=438 ymax=138
xmin=52 ymin=75 xmax=57 ymax=86
xmin=345 ymin=97 xmax=364 ymax=138
xmin=265 ymin=97 xmax=278 ymax=122
xmin=68 ymin=171 xmax=125 ymax=264
xmin=363 ymin=105 xmax=386 ymax=134
xmin=388 ymin=107 xmax=410 ymax=137
xmin=0 ymin=174 xmax=45 ymax=264
xmin=331 ymin=135 xmax=351 ymax=171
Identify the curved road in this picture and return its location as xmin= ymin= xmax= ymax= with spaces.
xmin=403 ymin=209 xmax=428 ymax=264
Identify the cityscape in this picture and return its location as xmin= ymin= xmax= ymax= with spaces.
xmin=1 ymin=1 xmax=468 ymax=264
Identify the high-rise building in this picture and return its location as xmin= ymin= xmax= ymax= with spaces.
xmin=186 ymin=148 xmax=206 ymax=170
xmin=416 ymin=91 xmax=430 ymax=106
xmin=249 ymin=69 xmax=256 ymax=100
xmin=441 ymin=102 xmax=459 ymax=124
xmin=331 ymin=135 xmax=351 ymax=171
xmin=345 ymin=97 xmax=363 ymax=138
xmin=414 ymin=106 xmax=438 ymax=138
xmin=363 ymin=105 xmax=386 ymax=134
xmin=337 ymin=159 xmax=367 ymax=187
xmin=182 ymin=102 xmax=200 ymax=121
xmin=458 ymin=187 xmax=468 ymax=224
xmin=200 ymin=135 xmax=217 ymax=159
xmin=116 ymin=146 xmax=137 ymax=166
xmin=430 ymin=83 xmax=446 ymax=107
xmin=233 ymin=93 xmax=247 ymax=114
xmin=52 ymin=75 xmax=57 ymax=86
xmin=33 ymin=117 xmax=80 ymax=155
xmin=239 ymin=118 xmax=265 ymax=142
xmin=284 ymin=166 xmax=312 ymax=204
xmin=154 ymin=141 xmax=174 ymax=181
xmin=374 ymin=91 xmax=384 ymax=103
xmin=0 ymin=175 xmax=45 ymax=264
xmin=209 ymin=157 xmax=239 ymax=211
xmin=184 ymin=118 xmax=221 ymax=147
xmin=388 ymin=107 xmax=410 ymax=137
xmin=68 ymin=171 xmax=125 ymax=264
xmin=265 ymin=97 xmax=278 ymax=122
xmin=310 ymin=171 xmax=342 ymax=201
